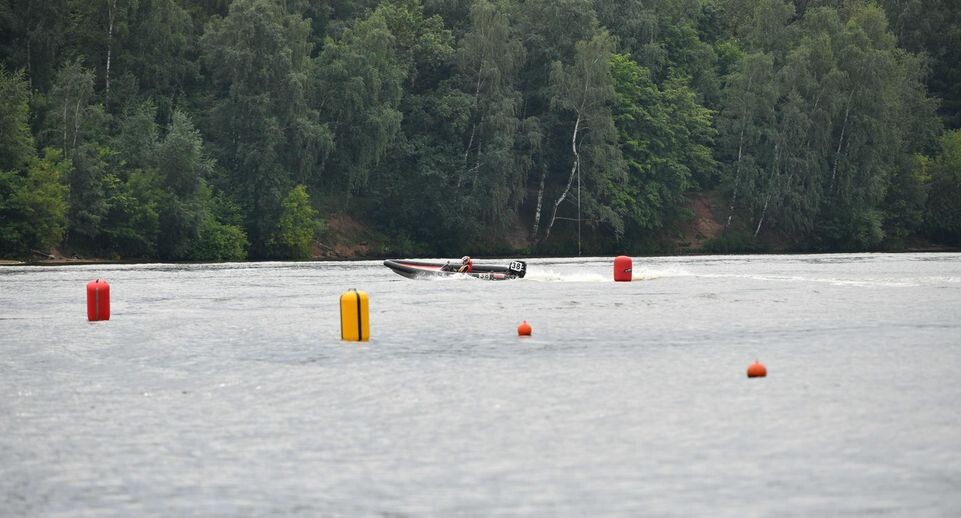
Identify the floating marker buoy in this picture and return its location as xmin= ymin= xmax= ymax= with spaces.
xmin=86 ymin=279 xmax=110 ymax=321
xmin=614 ymin=255 xmax=632 ymax=282
xmin=747 ymin=361 xmax=767 ymax=378
xmin=340 ymin=289 xmax=370 ymax=341
xmin=517 ymin=320 xmax=532 ymax=336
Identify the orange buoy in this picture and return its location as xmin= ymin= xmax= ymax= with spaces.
xmin=517 ymin=320 xmax=532 ymax=336
xmin=747 ymin=361 xmax=767 ymax=378
xmin=86 ymin=279 xmax=110 ymax=321
xmin=614 ymin=255 xmax=632 ymax=282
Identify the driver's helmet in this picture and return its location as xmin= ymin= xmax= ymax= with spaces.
xmin=461 ymin=255 xmax=471 ymax=265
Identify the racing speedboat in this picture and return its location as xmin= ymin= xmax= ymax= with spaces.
xmin=383 ymin=259 xmax=527 ymax=280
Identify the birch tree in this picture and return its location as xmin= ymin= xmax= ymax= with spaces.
xmin=47 ymin=59 xmax=111 ymax=244
xmin=542 ymin=31 xmax=622 ymax=247
xmin=717 ymin=52 xmax=778 ymax=231
xmin=456 ymin=0 xmax=526 ymax=229
xmin=316 ymin=9 xmax=404 ymax=193
xmin=48 ymin=59 xmax=97 ymax=159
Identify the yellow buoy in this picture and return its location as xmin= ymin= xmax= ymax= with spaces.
xmin=340 ymin=289 xmax=370 ymax=341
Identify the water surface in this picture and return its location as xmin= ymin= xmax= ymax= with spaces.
xmin=2 ymin=254 xmax=960 ymax=516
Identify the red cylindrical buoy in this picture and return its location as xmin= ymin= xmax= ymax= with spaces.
xmin=747 ymin=361 xmax=767 ymax=378
xmin=517 ymin=321 xmax=532 ymax=336
xmin=86 ymin=279 xmax=110 ymax=321
xmin=614 ymin=255 xmax=633 ymax=282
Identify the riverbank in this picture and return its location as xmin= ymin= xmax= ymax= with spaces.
xmin=0 ymin=247 xmax=122 ymax=266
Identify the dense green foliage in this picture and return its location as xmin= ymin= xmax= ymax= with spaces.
xmin=1 ymin=0 xmax=958 ymax=259
xmin=922 ymin=130 xmax=961 ymax=244
xmin=274 ymin=184 xmax=323 ymax=259
xmin=610 ymin=54 xmax=716 ymax=238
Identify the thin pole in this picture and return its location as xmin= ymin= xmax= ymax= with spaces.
xmin=577 ymin=161 xmax=581 ymax=256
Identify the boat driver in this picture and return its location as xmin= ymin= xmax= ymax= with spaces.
xmin=457 ymin=256 xmax=473 ymax=273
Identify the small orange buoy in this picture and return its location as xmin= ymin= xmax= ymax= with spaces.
xmin=517 ymin=321 xmax=532 ymax=336
xmin=747 ymin=361 xmax=767 ymax=378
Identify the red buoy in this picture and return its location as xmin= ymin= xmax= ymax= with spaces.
xmin=517 ymin=321 xmax=532 ymax=336
xmin=614 ymin=255 xmax=633 ymax=282
xmin=747 ymin=361 xmax=767 ymax=378
xmin=86 ymin=279 xmax=110 ymax=321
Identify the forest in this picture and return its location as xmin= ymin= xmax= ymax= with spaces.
xmin=1 ymin=0 xmax=960 ymax=261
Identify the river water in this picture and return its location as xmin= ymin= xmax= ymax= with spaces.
xmin=2 ymin=253 xmax=960 ymax=516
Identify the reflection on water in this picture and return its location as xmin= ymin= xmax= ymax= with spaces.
xmin=2 ymin=253 xmax=961 ymax=516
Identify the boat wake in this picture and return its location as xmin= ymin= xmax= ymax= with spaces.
xmin=524 ymin=269 xmax=609 ymax=282
xmin=424 ymin=273 xmax=477 ymax=281
xmin=520 ymin=265 xmax=692 ymax=282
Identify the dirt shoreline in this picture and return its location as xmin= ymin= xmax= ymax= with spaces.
xmin=0 ymin=258 xmax=122 ymax=266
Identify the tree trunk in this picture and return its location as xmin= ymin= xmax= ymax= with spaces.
xmin=471 ymin=135 xmax=482 ymax=191
xmin=26 ymin=1 xmax=33 ymax=89
xmin=26 ymin=39 xmax=32 ymax=89
xmin=63 ymin=99 xmax=69 ymax=157
xmin=754 ymin=196 xmax=769 ymax=238
xmin=725 ymin=127 xmax=746 ymax=230
xmin=754 ymin=142 xmax=780 ymax=238
xmin=463 ymin=125 xmax=475 ymax=167
xmin=460 ymin=64 xmax=485 ymax=188
xmin=72 ymin=98 xmax=82 ymax=151
xmin=105 ymin=0 xmax=116 ymax=112
xmin=725 ymin=74 xmax=754 ymax=231
xmin=831 ymin=90 xmax=854 ymax=188
xmin=531 ymin=166 xmax=546 ymax=239
xmin=577 ymin=145 xmax=581 ymax=256
xmin=542 ymin=114 xmax=581 ymax=243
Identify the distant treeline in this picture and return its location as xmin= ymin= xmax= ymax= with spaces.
xmin=1 ymin=0 xmax=960 ymax=260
